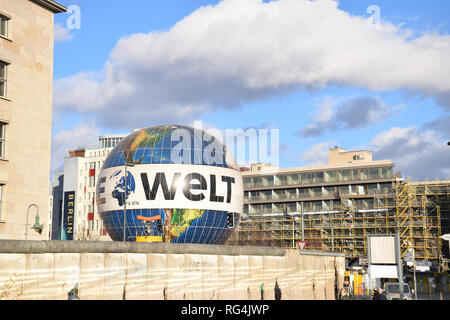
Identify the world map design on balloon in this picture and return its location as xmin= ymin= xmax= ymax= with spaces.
xmin=110 ymin=170 xmax=135 ymax=206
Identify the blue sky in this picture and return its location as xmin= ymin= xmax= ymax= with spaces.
xmin=51 ymin=0 xmax=450 ymax=179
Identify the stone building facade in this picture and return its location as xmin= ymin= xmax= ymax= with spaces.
xmin=0 ymin=0 xmax=66 ymax=239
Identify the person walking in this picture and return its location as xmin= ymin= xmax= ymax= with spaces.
xmin=274 ymin=280 xmax=282 ymax=300
xmin=260 ymin=283 xmax=264 ymax=300
xmin=339 ymin=287 xmax=350 ymax=300
xmin=372 ymin=288 xmax=387 ymax=300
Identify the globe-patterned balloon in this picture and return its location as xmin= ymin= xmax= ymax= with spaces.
xmin=96 ymin=125 xmax=243 ymax=243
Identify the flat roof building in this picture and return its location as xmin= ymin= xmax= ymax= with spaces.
xmin=51 ymin=135 xmax=126 ymax=241
xmin=228 ymin=147 xmax=398 ymax=256
xmin=240 ymin=147 xmax=395 ymax=218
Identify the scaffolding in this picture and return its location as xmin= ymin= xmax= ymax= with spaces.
xmin=228 ymin=180 xmax=450 ymax=266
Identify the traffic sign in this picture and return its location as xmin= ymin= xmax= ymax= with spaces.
xmin=416 ymin=261 xmax=432 ymax=267
xmin=296 ymin=241 xmax=308 ymax=251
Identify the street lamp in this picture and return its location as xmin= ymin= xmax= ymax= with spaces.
xmin=123 ymin=161 xmax=135 ymax=242
xmin=25 ymin=204 xmax=42 ymax=240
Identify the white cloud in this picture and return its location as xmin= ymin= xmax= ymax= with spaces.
xmin=53 ymin=0 xmax=450 ymax=128
xmin=51 ymin=120 xmax=101 ymax=173
xmin=370 ymin=126 xmax=450 ymax=179
xmin=54 ymin=23 xmax=73 ymax=42
xmin=300 ymin=141 xmax=337 ymax=166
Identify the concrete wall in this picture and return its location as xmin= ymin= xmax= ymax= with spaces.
xmin=0 ymin=241 xmax=345 ymax=300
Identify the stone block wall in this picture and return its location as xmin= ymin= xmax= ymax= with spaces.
xmin=0 ymin=241 xmax=345 ymax=300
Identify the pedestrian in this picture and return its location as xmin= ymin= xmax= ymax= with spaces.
xmin=343 ymin=280 xmax=352 ymax=298
xmin=339 ymin=287 xmax=349 ymax=300
xmin=372 ymin=288 xmax=387 ymax=300
xmin=274 ymin=280 xmax=282 ymax=300
xmin=372 ymin=288 xmax=379 ymax=300
xmin=260 ymin=283 xmax=264 ymax=300
xmin=378 ymin=288 xmax=387 ymax=300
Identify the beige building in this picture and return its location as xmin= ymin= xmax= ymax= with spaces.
xmin=240 ymin=147 xmax=395 ymax=217
xmin=0 ymin=0 xmax=66 ymax=240
xmin=228 ymin=147 xmax=398 ymax=254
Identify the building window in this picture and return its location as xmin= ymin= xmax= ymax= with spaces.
xmin=381 ymin=167 xmax=393 ymax=179
xmin=368 ymin=168 xmax=380 ymax=180
xmin=252 ymin=177 xmax=262 ymax=187
xmin=367 ymin=183 xmax=379 ymax=195
xmin=262 ymin=190 xmax=273 ymax=201
xmin=275 ymin=175 xmax=287 ymax=186
xmin=0 ymin=61 xmax=7 ymax=98
xmin=0 ymin=122 xmax=5 ymax=158
xmin=301 ymin=173 xmax=311 ymax=184
xmin=89 ymin=175 xmax=96 ymax=187
xmin=262 ymin=203 xmax=272 ymax=214
xmin=0 ymin=184 xmax=3 ymax=218
xmin=325 ymin=171 xmax=338 ymax=183
xmin=340 ymin=170 xmax=351 ymax=182
xmin=287 ymin=174 xmax=299 ymax=185
xmin=0 ymin=15 xmax=9 ymax=38
xmin=274 ymin=189 xmax=286 ymax=200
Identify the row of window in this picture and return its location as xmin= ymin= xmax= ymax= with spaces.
xmin=80 ymin=219 xmax=103 ymax=233
xmin=1 ymin=13 xmax=9 ymax=98
xmin=244 ymin=183 xmax=393 ymax=201
xmin=88 ymin=149 xmax=112 ymax=158
xmin=82 ymin=161 xmax=104 ymax=172
xmin=99 ymin=137 xmax=123 ymax=149
xmin=243 ymin=197 xmax=395 ymax=214
xmin=243 ymin=167 xmax=393 ymax=188
xmin=1 ymin=15 xmax=10 ymax=165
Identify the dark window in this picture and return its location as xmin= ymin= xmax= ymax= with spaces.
xmin=0 ymin=61 xmax=7 ymax=98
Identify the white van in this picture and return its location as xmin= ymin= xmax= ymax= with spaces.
xmin=384 ymin=282 xmax=413 ymax=300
